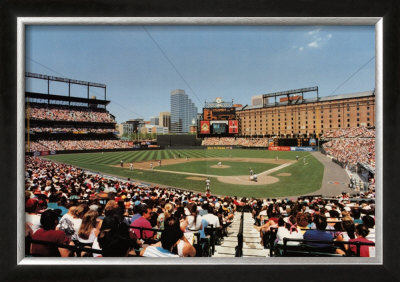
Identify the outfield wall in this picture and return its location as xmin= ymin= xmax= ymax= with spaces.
xmin=268 ymin=146 xmax=317 ymax=151
xmin=157 ymin=134 xmax=202 ymax=147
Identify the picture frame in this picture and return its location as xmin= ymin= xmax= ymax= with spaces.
xmin=1 ymin=0 xmax=399 ymax=280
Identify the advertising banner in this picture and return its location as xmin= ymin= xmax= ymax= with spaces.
xmin=200 ymin=121 xmax=210 ymax=134
xmin=228 ymin=120 xmax=238 ymax=134
xmin=290 ymin=147 xmax=316 ymax=152
xmin=40 ymin=151 xmax=50 ymax=156
xmin=268 ymin=146 xmax=291 ymax=151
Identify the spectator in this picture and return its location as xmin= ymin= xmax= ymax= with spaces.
xmin=295 ymin=212 xmax=310 ymax=235
xmin=182 ymin=202 xmax=202 ymax=232
xmin=77 ymin=210 xmax=100 ymax=245
xmin=352 ymin=209 xmax=363 ymax=224
xmin=26 ymin=198 xmax=42 ymax=234
xmin=157 ymin=203 xmax=174 ymax=230
xmin=362 ymin=215 xmax=375 ymax=242
xmin=349 ymin=224 xmax=375 ymax=257
xmin=275 ymin=216 xmax=303 ymax=246
xmin=96 ymin=215 xmax=132 ymax=257
xmin=129 ymin=204 xmax=142 ymax=224
xmin=181 ymin=202 xmax=202 ymax=245
xmin=31 ymin=209 xmax=70 ymax=257
xmin=202 ymin=205 xmax=221 ymax=230
xmin=141 ymin=217 xmax=192 ymax=257
xmin=130 ymin=204 xmax=154 ymax=240
xmin=47 ymin=193 xmax=68 ymax=216
xmin=303 ymin=214 xmax=333 ymax=248
xmin=335 ymin=220 xmax=356 ymax=253
xmin=58 ymin=204 xmax=88 ymax=240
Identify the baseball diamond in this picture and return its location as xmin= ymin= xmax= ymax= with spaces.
xmin=44 ymin=149 xmax=324 ymax=198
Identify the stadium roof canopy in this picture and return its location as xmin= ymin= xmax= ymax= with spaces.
xmin=26 ymin=92 xmax=111 ymax=105
xmin=25 ymin=72 xmax=109 ymax=103
xmin=237 ymin=90 xmax=374 ymax=111
xmin=318 ymin=90 xmax=374 ymax=102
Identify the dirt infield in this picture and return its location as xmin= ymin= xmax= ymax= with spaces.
xmin=115 ymin=157 xmax=293 ymax=186
xmin=276 ymin=173 xmax=292 ymax=176
xmin=217 ymin=175 xmax=280 ymax=185
xmin=186 ymin=176 xmax=207 ymax=181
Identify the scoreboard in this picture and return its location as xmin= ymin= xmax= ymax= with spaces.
xmin=203 ymin=107 xmax=236 ymax=121
xmin=200 ymin=98 xmax=238 ymax=136
xmin=200 ymin=120 xmax=238 ymax=135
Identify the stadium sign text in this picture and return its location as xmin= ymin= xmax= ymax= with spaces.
xmin=268 ymin=146 xmax=291 ymax=151
xmin=290 ymin=147 xmax=316 ymax=152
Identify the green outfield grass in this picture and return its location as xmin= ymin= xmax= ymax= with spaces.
xmin=43 ymin=149 xmax=323 ymax=198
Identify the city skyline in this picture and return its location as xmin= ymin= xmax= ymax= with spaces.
xmin=25 ymin=25 xmax=375 ymax=123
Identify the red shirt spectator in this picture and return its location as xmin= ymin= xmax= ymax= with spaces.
xmin=130 ymin=204 xmax=154 ymax=240
xmin=349 ymin=224 xmax=375 ymax=257
xmin=30 ymin=209 xmax=70 ymax=257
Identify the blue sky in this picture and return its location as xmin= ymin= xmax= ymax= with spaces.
xmin=25 ymin=25 xmax=375 ymax=123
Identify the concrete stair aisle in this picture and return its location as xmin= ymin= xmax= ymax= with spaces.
xmin=212 ymin=212 xmax=269 ymax=258
xmin=212 ymin=212 xmax=241 ymax=257
xmin=242 ymin=212 xmax=269 ymax=257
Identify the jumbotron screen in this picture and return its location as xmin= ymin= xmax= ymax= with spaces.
xmin=212 ymin=122 xmax=227 ymax=134
xmin=200 ymin=120 xmax=238 ymax=135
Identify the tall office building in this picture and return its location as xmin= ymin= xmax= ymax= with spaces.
xmin=170 ymin=89 xmax=198 ymax=133
xmin=159 ymin=112 xmax=171 ymax=131
xmin=251 ymin=95 xmax=265 ymax=106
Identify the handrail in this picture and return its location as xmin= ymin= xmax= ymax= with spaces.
xmin=27 ymin=238 xmax=103 ymax=257
xmin=235 ymin=210 xmax=244 ymax=257
xmin=129 ymin=225 xmax=160 ymax=240
xmin=129 ymin=225 xmax=217 ymax=257
xmin=282 ymin=238 xmax=375 ymax=257
xmin=265 ymin=223 xmax=364 ymax=233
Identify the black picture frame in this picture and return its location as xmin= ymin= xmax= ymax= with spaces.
xmin=1 ymin=0 xmax=399 ymax=281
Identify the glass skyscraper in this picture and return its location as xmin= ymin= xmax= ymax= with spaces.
xmin=170 ymin=89 xmax=198 ymax=133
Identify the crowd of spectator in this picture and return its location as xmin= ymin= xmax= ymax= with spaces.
xmin=251 ymin=191 xmax=376 ymax=257
xmin=25 ymin=155 xmax=376 ymax=258
xmin=28 ymin=140 xmax=132 ymax=152
xmin=322 ymin=139 xmax=375 ymax=168
xmin=202 ymin=137 xmax=270 ymax=147
xmin=322 ymin=127 xmax=375 ymax=169
xmin=28 ymin=104 xmax=115 ymax=123
xmin=30 ymin=126 xmax=115 ymax=134
xmin=25 ymin=156 xmax=238 ymax=257
xmin=322 ymin=127 xmax=375 ymax=139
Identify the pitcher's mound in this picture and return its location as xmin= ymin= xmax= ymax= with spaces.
xmin=210 ymin=165 xmax=231 ymax=168
xmin=217 ymin=175 xmax=279 ymax=185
